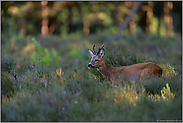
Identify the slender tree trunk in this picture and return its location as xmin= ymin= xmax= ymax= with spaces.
xmin=118 ymin=1 xmax=143 ymax=34
xmin=83 ymin=20 xmax=90 ymax=35
xmin=164 ymin=1 xmax=174 ymax=36
xmin=41 ymin=1 xmax=49 ymax=37
xmin=146 ymin=1 xmax=154 ymax=33
xmin=127 ymin=2 xmax=137 ymax=34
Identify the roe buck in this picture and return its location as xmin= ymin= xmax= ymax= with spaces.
xmin=88 ymin=44 xmax=163 ymax=86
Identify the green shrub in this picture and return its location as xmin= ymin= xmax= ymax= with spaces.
xmin=1 ymin=72 xmax=18 ymax=98
xmin=104 ymin=48 xmax=152 ymax=67
xmin=1 ymin=55 xmax=16 ymax=73
xmin=138 ymin=75 xmax=181 ymax=95
xmin=15 ymin=57 xmax=35 ymax=74
xmin=161 ymin=83 xmax=175 ymax=101
xmin=31 ymin=38 xmax=61 ymax=67
xmin=159 ymin=63 xmax=178 ymax=78
xmin=1 ymin=86 xmax=77 ymax=121
xmin=69 ymin=49 xmax=81 ymax=58
xmin=148 ymin=83 xmax=175 ymax=102
xmin=69 ymin=43 xmax=90 ymax=60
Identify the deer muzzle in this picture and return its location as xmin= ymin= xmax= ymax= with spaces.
xmin=88 ymin=64 xmax=93 ymax=69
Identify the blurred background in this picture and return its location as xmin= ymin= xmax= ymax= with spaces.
xmin=1 ymin=1 xmax=182 ymax=37
xmin=1 ymin=1 xmax=182 ymax=70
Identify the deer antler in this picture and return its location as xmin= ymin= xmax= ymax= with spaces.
xmin=92 ymin=43 xmax=96 ymax=54
xmin=97 ymin=43 xmax=104 ymax=55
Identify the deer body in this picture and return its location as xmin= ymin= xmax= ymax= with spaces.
xmin=88 ymin=44 xmax=163 ymax=86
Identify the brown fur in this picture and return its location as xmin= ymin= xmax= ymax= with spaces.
xmin=88 ymin=44 xmax=163 ymax=86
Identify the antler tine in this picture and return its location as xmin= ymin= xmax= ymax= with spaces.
xmin=97 ymin=43 xmax=104 ymax=55
xmin=92 ymin=43 xmax=96 ymax=54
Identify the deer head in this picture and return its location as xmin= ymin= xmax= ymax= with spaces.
xmin=88 ymin=43 xmax=105 ymax=69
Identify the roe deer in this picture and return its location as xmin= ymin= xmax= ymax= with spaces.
xmin=88 ymin=44 xmax=163 ymax=86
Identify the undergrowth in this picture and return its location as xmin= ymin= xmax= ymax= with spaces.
xmin=1 ymin=33 xmax=182 ymax=122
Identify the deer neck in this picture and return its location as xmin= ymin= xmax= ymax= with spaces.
xmin=97 ymin=60 xmax=113 ymax=82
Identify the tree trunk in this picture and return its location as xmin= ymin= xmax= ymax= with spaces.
xmin=164 ymin=1 xmax=174 ymax=36
xmin=118 ymin=1 xmax=143 ymax=34
xmin=146 ymin=1 xmax=154 ymax=33
xmin=41 ymin=1 xmax=49 ymax=37
xmin=83 ymin=20 xmax=90 ymax=35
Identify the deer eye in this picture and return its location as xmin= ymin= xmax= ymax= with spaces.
xmin=95 ymin=59 xmax=98 ymax=62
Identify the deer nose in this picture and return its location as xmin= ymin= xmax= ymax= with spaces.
xmin=88 ymin=64 xmax=92 ymax=69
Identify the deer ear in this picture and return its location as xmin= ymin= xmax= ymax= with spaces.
xmin=99 ymin=49 xmax=104 ymax=58
xmin=88 ymin=49 xmax=94 ymax=56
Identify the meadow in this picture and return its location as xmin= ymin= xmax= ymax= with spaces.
xmin=1 ymin=31 xmax=182 ymax=121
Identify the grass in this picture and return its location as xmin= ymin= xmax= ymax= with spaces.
xmin=1 ymin=31 xmax=182 ymax=122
